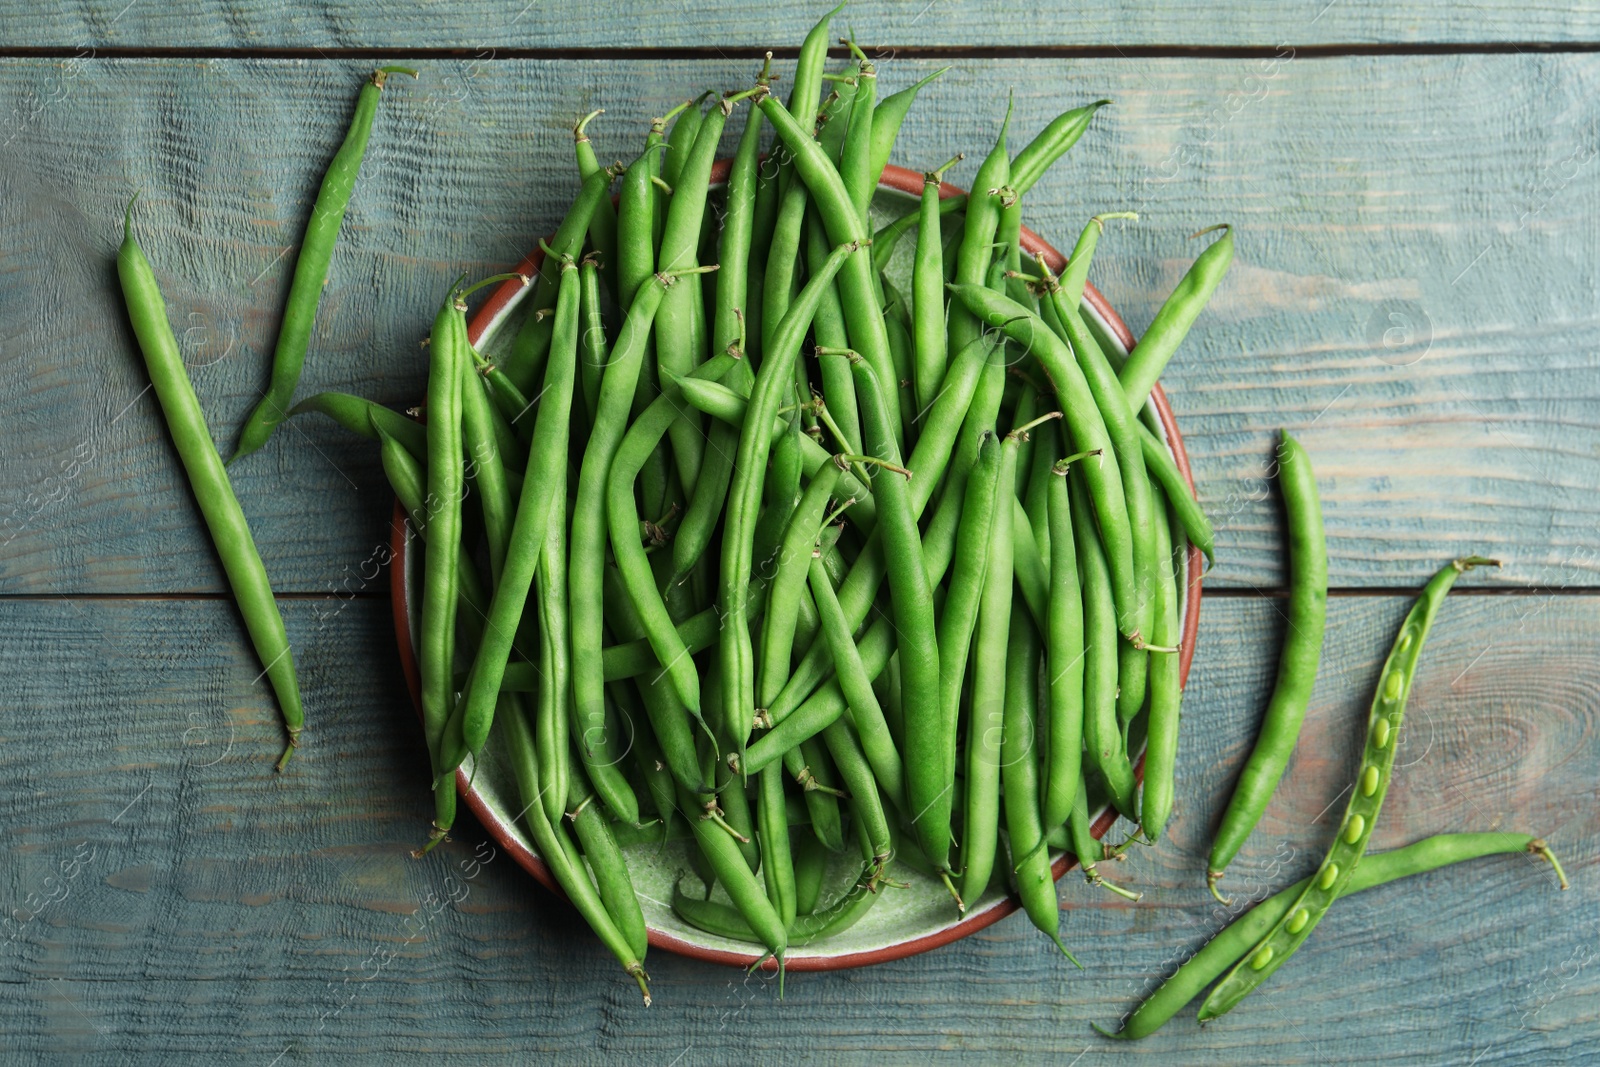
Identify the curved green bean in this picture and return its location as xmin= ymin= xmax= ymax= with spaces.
xmin=1208 ymin=431 xmax=1326 ymax=896
xmin=232 ymin=67 xmax=414 ymax=462
xmin=1118 ymin=224 xmax=1234 ymax=413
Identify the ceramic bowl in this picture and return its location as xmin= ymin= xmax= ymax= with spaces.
xmin=391 ymin=162 xmax=1203 ymax=971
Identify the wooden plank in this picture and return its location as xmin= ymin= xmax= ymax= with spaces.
xmin=1 ymin=56 xmax=1597 ymax=592
xmin=0 ymin=595 xmax=1592 ymax=1062
xmin=4 ymin=1 xmax=1599 ymax=51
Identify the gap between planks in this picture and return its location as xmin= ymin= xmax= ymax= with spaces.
xmin=5 ymin=42 xmax=1600 ymax=61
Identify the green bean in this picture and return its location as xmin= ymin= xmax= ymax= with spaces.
xmin=720 ymin=240 xmax=858 ymax=762
xmin=882 ymin=299 xmax=918 ymax=452
xmin=808 ymin=554 xmax=905 ymax=812
xmin=838 ymin=39 xmax=878 ymax=229
xmin=674 ymin=69 xmax=772 ymax=586
xmin=1118 ymin=224 xmax=1234 ymax=412
xmin=945 ymin=95 xmax=1012 ymax=361
xmin=661 ymin=92 xmax=706 ymax=190
xmin=1065 ymin=784 xmax=1139 ymax=901
xmin=534 ymin=479 xmax=571 ymax=825
xmin=821 ymin=715 xmax=893 ymax=872
xmin=1002 ymin=603 xmax=1077 ymax=963
xmin=762 ymin=177 xmax=810 ymax=360
xmin=1071 ymin=463 xmax=1136 ymax=817
xmin=671 ymin=882 xmax=761 ymax=943
xmin=1139 ymin=420 xmax=1213 ymax=565
xmin=1208 ymin=431 xmax=1326 ymax=896
xmin=118 ymin=201 xmax=305 ymax=770
xmin=758 ymin=764 xmax=797 ymax=927
xmin=616 ymin=103 xmax=684 ymax=316
xmin=373 ymin=420 xmax=490 ymax=643
xmin=1040 ymin=264 xmax=1163 ymax=661
xmin=1022 ymin=414 xmax=1058 ymax=573
xmin=1010 ymin=493 xmax=1053 ymax=636
xmin=673 ymin=853 xmax=883 ymax=949
xmin=926 ymin=432 xmax=1001 ymax=873
xmin=912 ymin=154 xmax=965 ymax=413
xmin=1198 ymin=556 xmax=1500 ymax=1021
xmin=577 ymin=256 xmax=608 ymax=429
xmin=656 ymin=97 xmax=747 ymax=497
xmin=459 ymin=347 xmax=515 ymax=581
xmin=716 ymin=771 xmax=760 ymax=872
xmin=807 ymin=211 xmax=863 ymax=454
xmin=601 ymin=553 xmax=713 ymax=801
xmin=1009 ymin=99 xmax=1110 ymax=198
xmin=750 ymin=413 xmax=807 ymax=619
xmin=471 ymin=345 xmax=538 ymax=447
xmin=958 ymin=426 xmax=1021 ymax=907
xmin=566 ymin=270 xmax=694 ymax=824
xmin=572 ymin=109 xmax=619 ymax=299
xmin=501 ymin=165 xmax=614 ymax=393
xmin=793 ymin=828 xmax=829 ymax=916
xmin=758 ymin=93 xmax=902 ymax=447
xmin=444 ymin=259 xmax=583 ymax=792
xmin=1139 ymin=476 xmax=1183 ymax=842
xmin=872 ymin=193 xmax=964 ymax=274
xmin=786 ymin=4 xmax=845 ymax=124
xmin=231 ymin=67 xmax=414 ymax=462
xmin=629 ymin=656 xmax=716 ymax=803
xmin=563 ymin=737 xmax=647 ymax=962
xmin=1041 ymin=456 xmax=1086 ymax=832
xmin=495 ymin=700 xmax=650 ymax=1002
xmin=950 ymin=284 xmax=1137 ymax=640
xmin=629 ymin=710 xmax=679 ymax=840
xmin=836 ymin=352 xmax=937 ymax=827
xmin=289 ymin=391 xmax=428 ymax=463
xmin=997 ymin=194 xmax=1033 ymax=311
xmin=415 ymin=278 xmax=468 ymax=847
xmin=676 ymin=781 xmax=787 ymax=969
xmin=816 ymin=84 xmax=853 ymax=167
xmin=759 ymin=463 xmax=843 ymax=710
xmin=791 ymin=739 xmax=847 ymax=853
xmin=867 ymin=66 xmax=949 ymax=186
xmin=1054 ymin=213 xmax=1136 ymax=309
xmin=1108 ymin=833 xmax=1566 ymax=1039
xmin=607 ymin=354 xmax=739 ymax=718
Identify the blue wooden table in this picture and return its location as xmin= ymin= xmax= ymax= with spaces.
xmin=2 ymin=4 xmax=1597 ymax=1063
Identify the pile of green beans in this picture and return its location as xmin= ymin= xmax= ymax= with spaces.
xmin=331 ymin=16 xmax=1235 ymax=998
xmin=281 ymin=12 xmax=1235 ymax=997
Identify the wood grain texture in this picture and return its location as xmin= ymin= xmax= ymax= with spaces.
xmin=4 ymin=1 xmax=1600 ymax=50
xmin=0 ymin=595 xmax=1592 ymax=1063
xmin=1 ymin=55 xmax=1597 ymax=594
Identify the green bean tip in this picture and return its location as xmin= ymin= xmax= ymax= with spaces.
xmin=1052 ymin=934 xmax=1083 ymax=969
xmin=1189 ymin=222 xmax=1231 ymax=241
xmin=1206 ymin=871 xmax=1230 ymax=905
xmin=373 ymin=66 xmax=419 ymax=87
xmin=1529 ymin=840 xmax=1570 ymax=890
xmin=573 ymin=108 xmax=604 ymax=139
xmin=1089 ymin=1022 xmax=1128 ymax=1041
